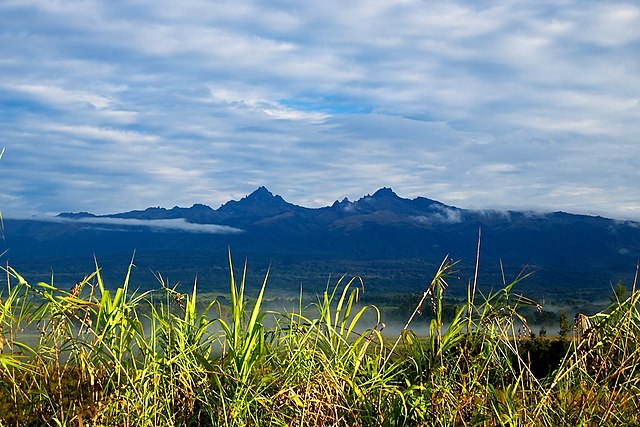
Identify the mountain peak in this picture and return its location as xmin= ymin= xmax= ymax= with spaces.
xmin=372 ymin=187 xmax=398 ymax=198
xmin=244 ymin=186 xmax=286 ymax=204
xmin=331 ymin=197 xmax=351 ymax=208
xmin=217 ymin=186 xmax=298 ymax=219
xmin=250 ymin=186 xmax=273 ymax=197
xmin=190 ymin=203 xmax=213 ymax=209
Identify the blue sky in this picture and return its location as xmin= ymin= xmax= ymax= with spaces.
xmin=1 ymin=0 xmax=639 ymax=220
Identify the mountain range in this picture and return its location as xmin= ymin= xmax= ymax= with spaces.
xmin=3 ymin=187 xmax=639 ymax=297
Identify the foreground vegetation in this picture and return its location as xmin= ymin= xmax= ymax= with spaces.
xmin=0 ymin=253 xmax=639 ymax=426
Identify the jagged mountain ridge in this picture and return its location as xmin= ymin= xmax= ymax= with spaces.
xmin=58 ymin=186 xmax=461 ymax=230
xmin=5 ymin=186 xmax=639 ymax=294
xmin=57 ymin=186 xmax=631 ymax=241
xmin=54 ymin=185 xmax=640 ymax=265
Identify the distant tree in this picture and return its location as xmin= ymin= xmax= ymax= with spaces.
xmin=539 ymin=326 xmax=547 ymax=338
xmin=610 ymin=281 xmax=629 ymax=305
xmin=558 ymin=311 xmax=570 ymax=339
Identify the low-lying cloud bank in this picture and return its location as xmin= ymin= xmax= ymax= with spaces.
xmin=29 ymin=216 xmax=244 ymax=234
xmin=411 ymin=206 xmax=463 ymax=225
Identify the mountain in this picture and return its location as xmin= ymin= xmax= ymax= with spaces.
xmin=6 ymin=187 xmax=640 ymax=297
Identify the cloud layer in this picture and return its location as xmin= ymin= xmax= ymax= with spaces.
xmin=49 ymin=216 xmax=243 ymax=234
xmin=1 ymin=1 xmax=639 ymax=219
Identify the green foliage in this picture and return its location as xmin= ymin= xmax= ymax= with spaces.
xmin=0 ymin=255 xmax=639 ymax=426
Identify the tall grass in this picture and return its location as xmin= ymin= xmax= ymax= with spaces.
xmin=1 ymin=254 xmax=639 ymax=426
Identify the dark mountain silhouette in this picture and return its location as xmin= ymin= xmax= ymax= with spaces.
xmin=8 ymin=187 xmax=640 ymax=296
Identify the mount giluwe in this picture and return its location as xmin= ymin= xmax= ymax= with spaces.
xmin=3 ymin=187 xmax=640 ymax=296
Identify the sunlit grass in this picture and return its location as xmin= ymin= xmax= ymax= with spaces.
xmin=1 ymin=251 xmax=639 ymax=426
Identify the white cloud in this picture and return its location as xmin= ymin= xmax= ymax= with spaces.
xmin=0 ymin=0 xmax=638 ymax=221
xmin=46 ymin=124 xmax=158 ymax=144
xmin=6 ymin=83 xmax=114 ymax=109
xmin=412 ymin=206 xmax=462 ymax=225
xmin=36 ymin=216 xmax=243 ymax=234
